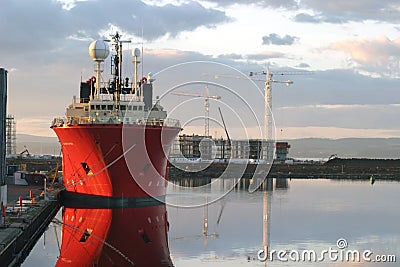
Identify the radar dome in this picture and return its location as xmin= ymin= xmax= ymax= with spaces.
xmin=89 ymin=40 xmax=110 ymax=62
xmin=133 ymin=48 xmax=141 ymax=57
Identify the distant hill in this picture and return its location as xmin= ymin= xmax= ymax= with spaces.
xmin=16 ymin=134 xmax=60 ymax=155
xmin=13 ymin=134 xmax=400 ymax=159
xmin=287 ymin=138 xmax=400 ymax=159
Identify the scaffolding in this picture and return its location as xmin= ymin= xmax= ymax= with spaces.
xmin=6 ymin=115 xmax=16 ymax=155
xmin=171 ymin=135 xmax=267 ymax=160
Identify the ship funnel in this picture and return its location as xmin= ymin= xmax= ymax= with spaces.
xmin=89 ymin=40 xmax=110 ymax=62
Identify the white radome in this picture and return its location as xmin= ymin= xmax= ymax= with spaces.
xmin=89 ymin=40 xmax=110 ymax=62
xmin=133 ymin=47 xmax=141 ymax=57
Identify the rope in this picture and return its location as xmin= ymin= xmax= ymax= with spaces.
xmin=53 ymin=223 xmax=61 ymax=254
xmin=62 ymin=141 xmax=118 ymax=189
xmin=52 ymin=218 xmax=135 ymax=266
xmin=62 ymin=143 xmax=136 ymax=190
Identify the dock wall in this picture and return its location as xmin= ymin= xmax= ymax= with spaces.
xmin=168 ymin=160 xmax=400 ymax=180
xmin=0 ymin=198 xmax=60 ymax=267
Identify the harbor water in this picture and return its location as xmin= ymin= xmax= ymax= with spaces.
xmin=22 ymin=178 xmax=399 ymax=266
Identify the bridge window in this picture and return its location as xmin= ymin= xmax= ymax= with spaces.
xmin=101 ymin=105 xmax=106 ymax=110
xmin=133 ymin=106 xmax=137 ymax=111
xmin=120 ymin=105 xmax=126 ymax=111
xmin=138 ymin=106 xmax=142 ymax=111
xmin=107 ymin=105 xmax=113 ymax=110
xmin=95 ymin=105 xmax=101 ymax=110
xmin=90 ymin=105 xmax=94 ymax=110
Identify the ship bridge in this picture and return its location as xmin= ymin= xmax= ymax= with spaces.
xmin=52 ymin=33 xmax=180 ymax=129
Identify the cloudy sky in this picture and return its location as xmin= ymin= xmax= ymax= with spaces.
xmin=1 ymin=0 xmax=399 ymax=139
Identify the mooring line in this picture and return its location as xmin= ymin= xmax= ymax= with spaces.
xmin=63 ymin=143 xmax=136 ymax=190
xmin=52 ymin=218 xmax=135 ymax=266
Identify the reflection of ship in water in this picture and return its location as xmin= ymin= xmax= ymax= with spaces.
xmin=55 ymin=205 xmax=172 ymax=266
xmin=51 ymin=32 xmax=180 ymax=266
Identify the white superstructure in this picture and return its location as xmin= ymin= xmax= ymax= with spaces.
xmin=52 ymin=32 xmax=179 ymax=128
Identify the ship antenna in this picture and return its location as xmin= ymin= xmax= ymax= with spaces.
xmin=105 ymin=32 xmax=130 ymax=111
xmin=141 ymin=17 xmax=144 ymax=86
xmin=132 ymin=47 xmax=141 ymax=98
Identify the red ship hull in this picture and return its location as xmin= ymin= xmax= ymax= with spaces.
xmin=52 ymin=124 xmax=180 ymax=266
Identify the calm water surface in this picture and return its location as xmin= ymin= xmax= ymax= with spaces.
xmin=23 ymin=179 xmax=399 ymax=266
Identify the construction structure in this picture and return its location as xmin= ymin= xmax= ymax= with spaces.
xmin=174 ymin=134 xmax=214 ymax=160
xmin=231 ymin=139 xmax=263 ymax=159
xmin=172 ymin=135 xmax=287 ymax=161
xmin=249 ymin=68 xmax=293 ymax=162
xmin=6 ymin=115 xmax=16 ymax=155
xmin=173 ymin=86 xmax=221 ymax=160
xmin=275 ymin=142 xmax=291 ymax=161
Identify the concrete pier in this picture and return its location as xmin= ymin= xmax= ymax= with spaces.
xmin=0 ymin=187 xmax=60 ymax=267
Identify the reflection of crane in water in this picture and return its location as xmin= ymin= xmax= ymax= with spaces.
xmin=263 ymin=185 xmax=272 ymax=262
xmin=172 ymin=199 xmax=218 ymax=248
xmin=202 ymin=195 xmax=219 ymax=248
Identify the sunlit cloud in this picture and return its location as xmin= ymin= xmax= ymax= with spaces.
xmin=145 ymin=48 xmax=194 ymax=59
xmin=276 ymin=126 xmax=400 ymax=139
xmin=327 ymin=35 xmax=400 ymax=77
xmin=278 ymin=104 xmax=400 ymax=111
xmin=17 ymin=116 xmax=57 ymax=137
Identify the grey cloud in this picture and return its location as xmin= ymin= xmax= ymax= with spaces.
xmin=300 ymin=0 xmax=400 ymax=23
xmin=262 ymin=33 xmax=298 ymax=45
xmin=70 ymin=0 xmax=231 ymax=40
xmin=217 ymin=53 xmax=244 ymax=60
xmin=296 ymin=63 xmax=310 ymax=68
xmin=209 ymin=0 xmax=400 ymax=24
xmin=294 ymin=13 xmax=321 ymax=23
xmin=294 ymin=13 xmax=345 ymax=24
xmin=0 ymin=0 xmax=231 ymax=59
xmin=206 ymin=0 xmax=298 ymax=9
xmin=272 ymin=69 xmax=400 ymax=129
xmin=246 ymin=52 xmax=285 ymax=61
xmin=273 ymin=69 xmax=400 ymax=108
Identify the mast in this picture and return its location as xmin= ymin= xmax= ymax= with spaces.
xmin=106 ymin=32 xmax=131 ymax=112
xmin=133 ymin=48 xmax=141 ymax=98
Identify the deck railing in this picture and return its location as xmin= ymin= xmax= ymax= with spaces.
xmin=52 ymin=117 xmax=180 ymax=128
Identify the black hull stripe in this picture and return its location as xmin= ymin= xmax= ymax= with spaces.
xmin=59 ymin=190 xmax=165 ymax=209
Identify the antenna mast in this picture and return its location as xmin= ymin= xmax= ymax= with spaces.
xmin=141 ymin=18 xmax=144 ymax=86
xmin=105 ymin=32 xmax=131 ymax=111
